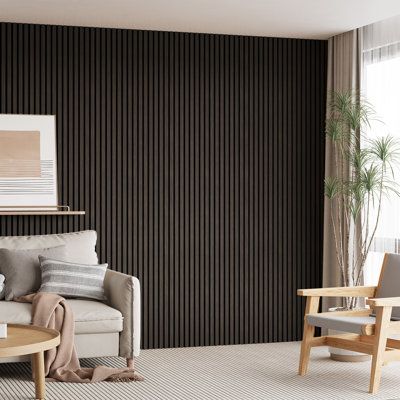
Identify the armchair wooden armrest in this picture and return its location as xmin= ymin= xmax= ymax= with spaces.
xmin=367 ymin=297 xmax=400 ymax=307
xmin=297 ymin=286 xmax=377 ymax=297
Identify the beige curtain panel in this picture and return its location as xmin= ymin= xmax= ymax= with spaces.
xmin=323 ymin=28 xmax=363 ymax=310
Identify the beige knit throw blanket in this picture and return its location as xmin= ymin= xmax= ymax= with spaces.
xmin=16 ymin=292 xmax=144 ymax=383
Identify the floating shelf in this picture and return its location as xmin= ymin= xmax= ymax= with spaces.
xmin=0 ymin=206 xmax=85 ymax=216
xmin=0 ymin=211 xmax=85 ymax=216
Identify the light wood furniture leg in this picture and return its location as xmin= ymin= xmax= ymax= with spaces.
xmin=127 ymin=357 xmax=134 ymax=369
xmin=369 ymin=306 xmax=392 ymax=394
xmin=298 ymin=296 xmax=320 ymax=376
xmin=32 ymin=351 xmax=46 ymax=400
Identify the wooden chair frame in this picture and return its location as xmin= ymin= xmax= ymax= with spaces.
xmin=298 ymin=272 xmax=400 ymax=394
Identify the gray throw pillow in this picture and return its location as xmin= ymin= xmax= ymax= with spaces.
xmin=39 ymin=256 xmax=107 ymax=301
xmin=0 ymin=246 xmax=67 ymax=300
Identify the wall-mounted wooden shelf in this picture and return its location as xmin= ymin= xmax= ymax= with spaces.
xmin=0 ymin=206 xmax=85 ymax=216
xmin=0 ymin=211 xmax=85 ymax=216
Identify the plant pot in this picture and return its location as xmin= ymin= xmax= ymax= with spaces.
xmin=328 ymin=307 xmax=371 ymax=363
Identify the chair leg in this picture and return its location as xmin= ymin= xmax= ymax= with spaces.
xmin=127 ymin=358 xmax=135 ymax=369
xmin=369 ymin=306 xmax=392 ymax=394
xmin=298 ymin=296 xmax=319 ymax=376
xmin=298 ymin=321 xmax=315 ymax=375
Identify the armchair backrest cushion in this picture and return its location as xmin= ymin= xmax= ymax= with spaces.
xmin=0 ymin=231 xmax=98 ymax=265
xmin=375 ymin=253 xmax=400 ymax=320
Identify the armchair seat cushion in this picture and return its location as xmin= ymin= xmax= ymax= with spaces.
xmin=0 ymin=299 xmax=123 ymax=334
xmin=306 ymin=314 xmax=376 ymax=334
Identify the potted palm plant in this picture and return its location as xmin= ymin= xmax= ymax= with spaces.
xmin=325 ymin=91 xmax=400 ymax=360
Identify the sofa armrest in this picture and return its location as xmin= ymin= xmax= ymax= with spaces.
xmin=103 ymin=269 xmax=141 ymax=358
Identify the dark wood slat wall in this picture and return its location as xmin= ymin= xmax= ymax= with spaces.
xmin=0 ymin=23 xmax=327 ymax=349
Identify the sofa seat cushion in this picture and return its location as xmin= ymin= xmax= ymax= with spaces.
xmin=70 ymin=300 xmax=123 ymax=334
xmin=0 ymin=299 xmax=123 ymax=334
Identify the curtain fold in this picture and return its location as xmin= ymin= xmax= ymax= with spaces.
xmin=322 ymin=29 xmax=363 ymax=310
xmin=363 ymin=14 xmax=400 ymax=52
xmin=363 ymin=14 xmax=400 ymax=66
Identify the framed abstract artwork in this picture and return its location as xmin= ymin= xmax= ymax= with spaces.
xmin=0 ymin=114 xmax=58 ymax=211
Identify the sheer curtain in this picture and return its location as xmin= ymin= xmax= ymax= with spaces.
xmin=362 ymin=15 xmax=400 ymax=285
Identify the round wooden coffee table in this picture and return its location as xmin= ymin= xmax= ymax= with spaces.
xmin=0 ymin=324 xmax=60 ymax=399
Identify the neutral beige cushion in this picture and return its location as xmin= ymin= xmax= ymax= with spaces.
xmin=307 ymin=314 xmax=376 ymax=334
xmin=0 ymin=299 xmax=123 ymax=334
xmin=0 ymin=231 xmax=98 ymax=264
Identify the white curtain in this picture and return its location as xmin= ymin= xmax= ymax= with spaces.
xmin=363 ymin=14 xmax=400 ymax=61
xmin=362 ymin=14 xmax=400 ymax=285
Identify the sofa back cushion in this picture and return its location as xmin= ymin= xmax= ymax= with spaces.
xmin=0 ymin=230 xmax=98 ymax=265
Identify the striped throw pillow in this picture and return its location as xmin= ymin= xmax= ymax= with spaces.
xmin=39 ymin=256 xmax=108 ymax=301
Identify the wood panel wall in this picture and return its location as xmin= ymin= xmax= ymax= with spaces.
xmin=0 ymin=23 xmax=327 ymax=349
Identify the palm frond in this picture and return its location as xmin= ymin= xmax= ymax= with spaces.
xmin=324 ymin=177 xmax=341 ymax=199
xmin=368 ymin=136 xmax=400 ymax=166
xmin=328 ymin=90 xmax=376 ymax=131
xmin=350 ymin=148 xmax=370 ymax=172
xmin=326 ymin=118 xmax=344 ymax=142
xmin=359 ymin=165 xmax=381 ymax=193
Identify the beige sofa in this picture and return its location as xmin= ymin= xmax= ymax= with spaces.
xmin=0 ymin=230 xmax=140 ymax=367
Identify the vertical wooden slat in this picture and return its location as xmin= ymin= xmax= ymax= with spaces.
xmin=0 ymin=22 xmax=327 ymax=350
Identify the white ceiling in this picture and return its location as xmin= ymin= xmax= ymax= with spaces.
xmin=1 ymin=0 xmax=400 ymax=40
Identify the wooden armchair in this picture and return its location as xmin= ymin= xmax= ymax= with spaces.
xmin=298 ymin=253 xmax=400 ymax=394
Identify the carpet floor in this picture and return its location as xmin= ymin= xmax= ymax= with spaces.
xmin=1 ymin=341 xmax=400 ymax=399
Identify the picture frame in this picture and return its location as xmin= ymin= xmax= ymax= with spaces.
xmin=0 ymin=114 xmax=58 ymax=211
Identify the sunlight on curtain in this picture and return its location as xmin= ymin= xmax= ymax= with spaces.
xmin=363 ymin=48 xmax=400 ymax=285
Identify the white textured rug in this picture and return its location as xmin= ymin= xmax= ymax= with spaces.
xmin=1 ymin=341 xmax=400 ymax=399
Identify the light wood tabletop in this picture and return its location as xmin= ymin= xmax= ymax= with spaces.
xmin=0 ymin=324 xmax=60 ymax=400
